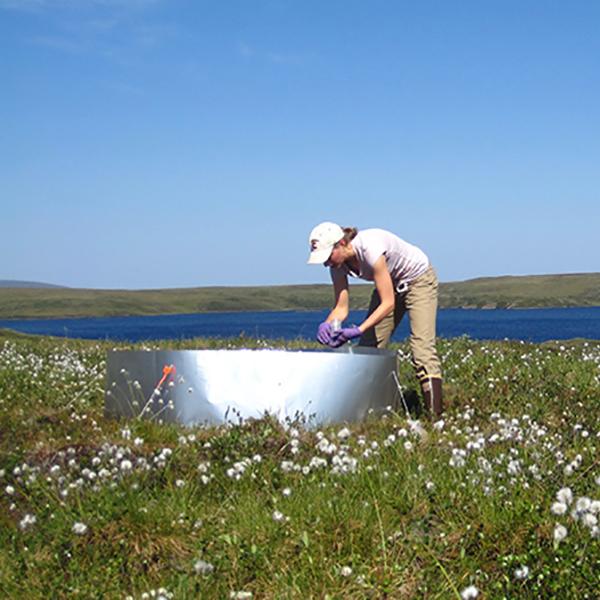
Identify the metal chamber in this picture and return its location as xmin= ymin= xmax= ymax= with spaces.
xmin=104 ymin=347 xmax=401 ymax=427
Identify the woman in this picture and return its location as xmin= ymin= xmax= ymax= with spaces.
xmin=307 ymin=221 xmax=443 ymax=416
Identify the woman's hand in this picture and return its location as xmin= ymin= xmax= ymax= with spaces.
xmin=316 ymin=321 xmax=334 ymax=345
xmin=329 ymin=326 xmax=362 ymax=347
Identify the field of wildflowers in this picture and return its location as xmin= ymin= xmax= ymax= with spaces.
xmin=0 ymin=330 xmax=599 ymax=599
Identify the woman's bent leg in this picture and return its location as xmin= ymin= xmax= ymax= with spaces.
xmin=358 ymin=289 xmax=406 ymax=348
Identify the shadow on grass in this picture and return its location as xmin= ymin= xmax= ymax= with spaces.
xmin=402 ymin=387 xmax=425 ymax=417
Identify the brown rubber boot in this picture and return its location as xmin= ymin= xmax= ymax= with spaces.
xmin=420 ymin=377 xmax=443 ymax=417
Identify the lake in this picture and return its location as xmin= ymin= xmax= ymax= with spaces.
xmin=1 ymin=307 xmax=600 ymax=343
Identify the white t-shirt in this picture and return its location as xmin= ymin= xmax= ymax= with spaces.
xmin=330 ymin=229 xmax=429 ymax=289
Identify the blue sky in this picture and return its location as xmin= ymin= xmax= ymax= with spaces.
xmin=1 ymin=0 xmax=599 ymax=289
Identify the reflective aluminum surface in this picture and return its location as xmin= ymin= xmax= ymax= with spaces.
xmin=104 ymin=347 xmax=400 ymax=427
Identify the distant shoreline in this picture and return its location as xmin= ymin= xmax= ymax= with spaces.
xmin=1 ymin=273 xmax=599 ymax=319
xmin=1 ymin=304 xmax=599 ymax=323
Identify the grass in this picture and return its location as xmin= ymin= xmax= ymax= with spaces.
xmin=1 ymin=272 xmax=599 ymax=319
xmin=0 ymin=332 xmax=599 ymax=598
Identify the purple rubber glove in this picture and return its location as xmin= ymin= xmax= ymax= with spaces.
xmin=329 ymin=326 xmax=362 ymax=348
xmin=317 ymin=321 xmax=333 ymax=345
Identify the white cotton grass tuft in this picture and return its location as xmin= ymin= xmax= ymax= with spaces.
xmin=19 ymin=513 xmax=36 ymax=531
xmin=556 ymin=487 xmax=573 ymax=505
xmin=581 ymin=513 xmax=597 ymax=528
xmin=460 ymin=585 xmax=479 ymax=599
xmin=408 ymin=419 xmax=427 ymax=439
xmin=193 ymin=559 xmax=214 ymax=575
xmin=120 ymin=459 xmax=133 ymax=471
xmin=72 ymin=521 xmax=88 ymax=535
xmin=551 ymin=501 xmax=568 ymax=515
xmin=514 ymin=565 xmax=529 ymax=580
xmin=337 ymin=427 xmax=351 ymax=439
xmin=553 ymin=523 xmax=568 ymax=544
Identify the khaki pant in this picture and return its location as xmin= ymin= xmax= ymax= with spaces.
xmin=358 ymin=265 xmax=442 ymax=381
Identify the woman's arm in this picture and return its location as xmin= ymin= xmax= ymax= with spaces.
xmin=326 ymin=269 xmax=350 ymax=323
xmin=356 ymin=255 xmax=395 ymax=333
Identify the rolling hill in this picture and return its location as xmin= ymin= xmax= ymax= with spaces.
xmin=0 ymin=273 xmax=598 ymax=319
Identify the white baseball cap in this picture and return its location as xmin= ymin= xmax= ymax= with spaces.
xmin=307 ymin=222 xmax=344 ymax=264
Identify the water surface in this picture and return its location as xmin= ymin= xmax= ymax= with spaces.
xmin=1 ymin=307 xmax=599 ymax=343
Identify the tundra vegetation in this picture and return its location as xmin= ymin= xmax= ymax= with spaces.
xmin=0 ymin=330 xmax=599 ymax=599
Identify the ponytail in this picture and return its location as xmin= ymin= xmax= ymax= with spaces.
xmin=342 ymin=227 xmax=358 ymax=243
